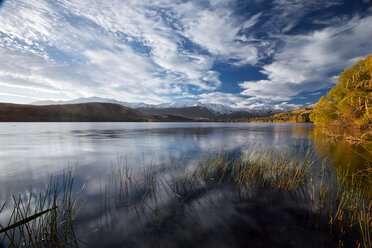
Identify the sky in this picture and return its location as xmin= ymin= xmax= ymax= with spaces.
xmin=0 ymin=0 xmax=371 ymax=109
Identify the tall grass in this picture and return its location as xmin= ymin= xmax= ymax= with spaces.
xmin=103 ymin=147 xmax=371 ymax=247
xmin=0 ymin=168 xmax=83 ymax=248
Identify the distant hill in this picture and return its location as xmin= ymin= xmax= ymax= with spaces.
xmin=249 ymin=107 xmax=313 ymax=123
xmin=225 ymin=110 xmax=264 ymax=120
xmin=137 ymin=106 xmax=220 ymax=120
xmin=0 ymin=101 xmax=313 ymax=123
xmin=138 ymin=106 xmax=264 ymax=120
xmin=0 ymin=102 xmax=192 ymax=122
xmin=32 ymin=97 xmax=293 ymax=119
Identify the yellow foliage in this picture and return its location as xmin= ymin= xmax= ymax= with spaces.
xmin=310 ymin=55 xmax=372 ymax=128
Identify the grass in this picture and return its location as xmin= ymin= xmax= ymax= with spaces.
xmin=0 ymin=168 xmax=84 ymax=248
xmin=102 ymin=147 xmax=371 ymax=247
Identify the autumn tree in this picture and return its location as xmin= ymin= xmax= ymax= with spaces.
xmin=310 ymin=55 xmax=372 ymax=128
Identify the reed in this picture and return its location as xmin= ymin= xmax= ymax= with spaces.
xmin=0 ymin=168 xmax=83 ymax=248
xmin=2 ymin=148 xmax=369 ymax=247
xmin=102 ymin=147 xmax=371 ymax=247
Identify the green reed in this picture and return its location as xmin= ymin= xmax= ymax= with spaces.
xmin=0 ymin=168 xmax=84 ymax=248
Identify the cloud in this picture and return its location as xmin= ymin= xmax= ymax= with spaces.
xmin=199 ymin=92 xmax=255 ymax=108
xmin=198 ymin=92 xmax=301 ymax=110
xmin=175 ymin=1 xmax=260 ymax=65
xmin=0 ymin=0 xmax=371 ymax=108
xmin=0 ymin=47 xmax=102 ymax=99
xmin=273 ymin=102 xmax=303 ymax=111
xmin=0 ymin=92 xmax=48 ymax=101
xmin=239 ymin=14 xmax=372 ymax=102
xmin=263 ymin=0 xmax=343 ymax=34
xmin=0 ymin=0 xmax=244 ymax=103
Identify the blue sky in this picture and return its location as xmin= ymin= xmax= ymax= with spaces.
xmin=0 ymin=0 xmax=371 ymax=109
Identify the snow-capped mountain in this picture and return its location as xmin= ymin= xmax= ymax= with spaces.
xmin=32 ymin=96 xmax=298 ymax=116
xmin=153 ymin=100 xmax=235 ymax=115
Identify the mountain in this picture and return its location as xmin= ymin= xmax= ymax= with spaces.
xmin=137 ymin=106 xmax=221 ymax=120
xmin=137 ymin=106 xmax=261 ymax=120
xmin=32 ymin=97 xmax=145 ymax=109
xmin=0 ymin=102 xmax=192 ymax=122
xmin=32 ymin=97 xmax=235 ymax=114
xmin=32 ymin=97 xmax=285 ymax=119
xmin=154 ymin=100 xmax=235 ymax=115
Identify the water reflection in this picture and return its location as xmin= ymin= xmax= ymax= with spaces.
xmin=0 ymin=123 xmax=313 ymax=198
xmin=1 ymin=122 xmax=369 ymax=201
xmin=0 ymin=123 xmax=370 ymax=247
xmin=310 ymin=128 xmax=372 ymax=172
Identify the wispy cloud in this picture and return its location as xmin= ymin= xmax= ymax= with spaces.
xmin=0 ymin=0 xmax=240 ymax=103
xmin=174 ymin=1 xmax=260 ymax=65
xmin=0 ymin=92 xmax=49 ymax=101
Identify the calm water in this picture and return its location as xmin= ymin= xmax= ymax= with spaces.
xmin=0 ymin=123 xmax=314 ymax=194
xmin=0 ymin=122 xmax=370 ymax=247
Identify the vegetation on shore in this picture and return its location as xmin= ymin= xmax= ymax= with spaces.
xmin=310 ymin=55 xmax=372 ymax=129
xmin=248 ymin=107 xmax=313 ymax=123
xmin=212 ymin=107 xmax=313 ymax=123
xmin=309 ymin=55 xmax=372 ymax=143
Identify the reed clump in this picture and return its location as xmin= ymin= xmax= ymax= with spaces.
xmin=0 ymin=169 xmax=83 ymax=248
xmin=103 ymin=148 xmax=371 ymax=247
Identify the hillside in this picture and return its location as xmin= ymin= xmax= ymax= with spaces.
xmin=137 ymin=106 xmax=220 ymax=120
xmin=248 ymin=107 xmax=313 ymax=123
xmin=0 ymin=102 xmax=191 ymax=122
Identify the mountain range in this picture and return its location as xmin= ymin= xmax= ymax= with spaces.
xmin=32 ymin=97 xmax=292 ymax=120
xmin=0 ymin=102 xmax=191 ymax=122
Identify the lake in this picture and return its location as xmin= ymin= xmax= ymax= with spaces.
xmin=0 ymin=122 xmax=313 ymax=194
xmin=0 ymin=122 xmax=370 ymax=247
